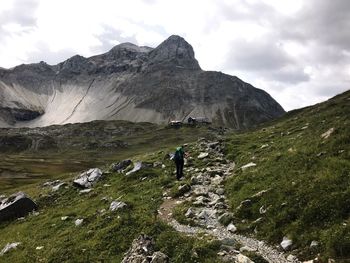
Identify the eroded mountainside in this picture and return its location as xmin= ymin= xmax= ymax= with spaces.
xmin=0 ymin=35 xmax=284 ymax=128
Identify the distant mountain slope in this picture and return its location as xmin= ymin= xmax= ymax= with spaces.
xmin=224 ymin=89 xmax=350 ymax=261
xmin=0 ymin=35 xmax=285 ymax=128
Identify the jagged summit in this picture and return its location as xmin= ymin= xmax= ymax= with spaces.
xmin=0 ymin=35 xmax=285 ymax=128
xmin=148 ymin=35 xmax=200 ymax=70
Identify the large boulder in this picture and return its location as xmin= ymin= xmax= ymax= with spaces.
xmin=73 ymin=168 xmax=102 ymax=188
xmin=0 ymin=192 xmax=37 ymax=222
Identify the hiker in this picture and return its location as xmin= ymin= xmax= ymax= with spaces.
xmin=174 ymin=146 xmax=187 ymax=180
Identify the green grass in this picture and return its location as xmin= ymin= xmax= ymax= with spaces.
xmin=0 ymin=155 xmax=224 ymax=262
xmin=0 ymin=124 xmax=226 ymax=262
xmin=224 ymin=90 xmax=350 ymax=261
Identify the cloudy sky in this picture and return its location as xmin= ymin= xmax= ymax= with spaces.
xmin=0 ymin=0 xmax=349 ymax=111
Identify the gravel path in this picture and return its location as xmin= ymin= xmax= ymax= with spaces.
xmin=159 ymin=140 xmax=300 ymax=263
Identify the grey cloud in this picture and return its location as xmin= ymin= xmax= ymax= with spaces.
xmin=0 ymin=0 xmax=39 ymax=52
xmin=269 ymin=67 xmax=310 ymax=84
xmin=220 ymin=0 xmax=350 ymax=96
xmin=224 ymin=37 xmax=309 ymax=84
xmin=25 ymin=41 xmax=76 ymax=65
xmin=218 ymin=0 xmax=277 ymax=25
xmin=0 ymin=0 xmax=39 ymax=31
xmin=280 ymin=0 xmax=350 ymax=55
xmin=91 ymin=24 xmax=167 ymax=55
xmin=314 ymin=83 xmax=350 ymax=98
xmin=91 ymin=26 xmax=139 ymax=54
xmin=225 ymin=38 xmax=291 ymax=71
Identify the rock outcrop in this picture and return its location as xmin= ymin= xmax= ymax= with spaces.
xmin=0 ymin=192 xmax=37 ymax=222
xmin=73 ymin=168 xmax=103 ymax=188
xmin=0 ymin=35 xmax=285 ymax=129
xmin=121 ymin=235 xmax=169 ymax=263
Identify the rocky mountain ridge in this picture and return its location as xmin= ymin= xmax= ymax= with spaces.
xmin=0 ymin=35 xmax=285 ymax=128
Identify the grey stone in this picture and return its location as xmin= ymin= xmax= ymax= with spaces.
xmin=0 ymin=192 xmax=37 ymax=222
xmin=211 ymin=175 xmax=223 ymax=185
xmin=80 ymin=189 xmax=92 ymax=194
xmin=73 ymin=168 xmax=102 ymax=189
xmin=281 ymin=236 xmax=293 ymax=250
xmin=121 ymin=235 xmax=168 ymax=263
xmin=321 ymin=128 xmax=334 ymax=139
xmin=52 ymin=182 xmax=66 ymax=191
xmin=218 ymin=213 xmax=234 ymax=226
xmin=185 ymin=208 xmax=194 ymax=218
xmin=0 ymin=242 xmax=21 ymax=256
xmin=75 ymin=218 xmax=84 ymax=226
xmin=287 ymin=254 xmax=297 ymax=261
xmin=241 ymin=162 xmax=256 ymax=170
xmin=193 ymin=186 xmax=209 ymax=197
xmin=150 ymin=251 xmax=169 ymax=263
xmin=310 ymin=240 xmax=319 ymax=249
xmin=198 ymin=152 xmax=209 ymax=159
xmin=110 ymin=201 xmax=127 ymax=211
xmin=111 ymin=160 xmax=132 ymax=172
xmin=126 ymin=162 xmax=152 ymax=176
xmin=216 ymin=188 xmax=225 ymax=195
xmin=193 ymin=196 xmax=208 ymax=206
xmin=237 ymin=254 xmax=254 ymax=263
xmin=227 ymin=223 xmax=237 ymax=233
xmin=239 ymin=246 xmax=256 ymax=253
xmin=177 ymin=184 xmax=191 ymax=196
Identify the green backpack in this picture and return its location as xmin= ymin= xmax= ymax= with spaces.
xmin=174 ymin=147 xmax=184 ymax=161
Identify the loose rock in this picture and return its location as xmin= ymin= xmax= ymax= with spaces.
xmin=126 ymin=162 xmax=152 ymax=176
xmin=321 ymin=128 xmax=334 ymax=139
xmin=73 ymin=168 xmax=102 ymax=189
xmin=0 ymin=242 xmax=21 ymax=256
xmin=281 ymin=236 xmax=293 ymax=250
xmin=111 ymin=160 xmax=132 ymax=172
xmin=150 ymin=251 xmax=169 ymax=263
xmin=237 ymin=253 xmax=254 ymax=263
xmin=109 ymin=201 xmax=127 ymax=211
xmin=75 ymin=219 xmax=84 ymax=226
xmin=198 ymin=152 xmax=209 ymax=159
xmin=227 ymin=223 xmax=237 ymax=233
xmin=121 ymin=235 xmax=168 ymax=263
xmin=241 ymin=162 xmax=256 ymax=170
xmin=185 ymin=208 xmax=194 ymax=218
xmin=52 ymin=182 xmax=66 ymax=191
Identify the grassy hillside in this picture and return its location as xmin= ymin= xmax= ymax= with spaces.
xmin=0 ymin=122 xmax=220 ymax=192
xmin=0 ymin=124 xmax=225 ymax=262
xmin=0 ymin=158 xmax=223 ymax=262
xmin=224 ymin=90 xmax=350 ymax=261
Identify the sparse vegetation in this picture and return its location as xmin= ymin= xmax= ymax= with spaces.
xmin=224 ymin=90 xmax=350 ymax=261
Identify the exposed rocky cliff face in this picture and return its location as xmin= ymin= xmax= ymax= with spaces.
xmin=0 ymin=35 xmax=285 ymax=128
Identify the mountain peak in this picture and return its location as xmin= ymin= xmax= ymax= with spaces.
xmin=148 ymin=35 xmax=200 ymax=70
